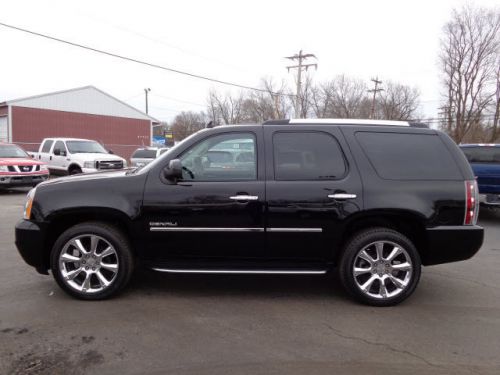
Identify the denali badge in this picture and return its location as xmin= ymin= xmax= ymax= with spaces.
xmin=149 ymin=222 xmax=178 ymax=227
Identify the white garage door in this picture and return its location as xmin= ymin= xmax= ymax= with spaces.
xmin=0 ymin=116 xmax=8 ymax=142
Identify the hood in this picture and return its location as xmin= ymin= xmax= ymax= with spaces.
xmin=0 ymin=157 xmax=45 ymax=166
xmin=70 ymin=153 xmax=125 ymax=161
xmin=39 ymin=170 xmax=129 ymax=188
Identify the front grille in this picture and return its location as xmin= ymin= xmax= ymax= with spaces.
xmin=97 ymin=160 xmax=124 ymax=170
xmin=9 ymin=165 xmax=34 ymax=172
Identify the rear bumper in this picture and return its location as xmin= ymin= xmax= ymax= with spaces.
xmin=0 ymin=174 xmax=49 ymax=187
xmin=423 ymin=225 xmax=484 ymax=265
xmin=15 ymin=219 xmax=49 ymax=274
xmin=479 ymin=193 xmax=500 ymax=206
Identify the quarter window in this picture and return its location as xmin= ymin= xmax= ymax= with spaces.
xmin=179 ymin=133 xmax=257 ymax=181
xmin=273 ymin=132 xmax=346 ymax=180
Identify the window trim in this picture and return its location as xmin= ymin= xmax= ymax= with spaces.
xmin=175 ymin=131 xmax=259 ymax=183
xmin=271 ymin=130 xmax=348 ymax=181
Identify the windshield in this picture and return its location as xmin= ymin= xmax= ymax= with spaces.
xmin=66 ymin=141 xmax=108 ymax=154
xmin=461 ymin=146 xmax=500 ymax=163
xmin=132 ymin=149 xmax=157 ymax=159
xmin=0 ymin=144 xmax=29 ymax=158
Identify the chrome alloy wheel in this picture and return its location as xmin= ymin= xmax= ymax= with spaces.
xmin=352 ymin=241 xmax=413 ymax=299
xmin=58 ymin=235 xmax=119 ymax=294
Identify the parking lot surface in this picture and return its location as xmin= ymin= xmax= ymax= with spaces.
xmin=1 ymin=188 xmax=500 ymax=375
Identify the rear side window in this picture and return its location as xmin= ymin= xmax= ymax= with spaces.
xmin=41 ymin=140 xmax=53 ymax=153
xmin=273 ymin=132 xmax=346 ymax=180
xmin=461 ymin=147 xmax=500 ymax=163
xmin=132 ymin=149 xmax=157 ymax=158
xmin=356 ymin=132 xmax=462 ymax=180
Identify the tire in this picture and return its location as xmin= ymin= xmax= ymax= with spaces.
xmin=50 ymin=222 xmax=134 ymax=300
xmin=339 ymin=227 xmax=421 ymax=307
xmin=69 ymin=166 xmax=82 ymax=175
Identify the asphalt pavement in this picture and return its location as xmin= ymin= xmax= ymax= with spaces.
xmin=1 ymin=187 xmax=499 ymax=375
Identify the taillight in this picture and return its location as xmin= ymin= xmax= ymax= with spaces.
xmin=464 ymin=180 xmax=479 ymax=225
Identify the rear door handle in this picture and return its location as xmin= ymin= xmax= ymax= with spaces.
xmin=328 ymin=193 xmax=357 ymax=199
xmin=230 ymin=195 xmax=259 ymax=201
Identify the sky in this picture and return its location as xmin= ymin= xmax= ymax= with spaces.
xmin=0 ymin=0 xmax=498 ymax=122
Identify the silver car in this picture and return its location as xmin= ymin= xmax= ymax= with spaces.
xmin=130 ymin=147 xmax=169 ymax=167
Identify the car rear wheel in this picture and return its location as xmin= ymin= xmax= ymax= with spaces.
xmin=50 ymin=222 xmax=134 ymax=300
xmin=339 ymin=227 xmax=421 ymax=306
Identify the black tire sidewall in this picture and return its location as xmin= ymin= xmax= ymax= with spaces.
xmin=339 ymin=228 xmax=421 ymax=307
xmin=50 ymin=222 xmax=133 ymax=300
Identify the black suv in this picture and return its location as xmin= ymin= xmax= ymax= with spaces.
xmin=15 ymin=119 xmax=484 ymax=306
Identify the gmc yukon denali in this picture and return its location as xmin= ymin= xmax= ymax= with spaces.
xmin=15 ymin=119 xmax=484 ymax=306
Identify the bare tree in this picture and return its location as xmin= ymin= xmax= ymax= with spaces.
xmin=488 ymin=64 xmax=500 ymax=141
xmin=440 ymin=5 xmax=500 ymax=142
xmin=207 ymin=90 xmax=245 ymax=125
xmin=377 ymin=82 xmax=421 ymax=120
xmin=171 ymin=111 xmax=207 ymax=141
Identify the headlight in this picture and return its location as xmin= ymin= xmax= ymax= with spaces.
xmin=123 ymin=160 xmax=127 ymax=168
xmin=83 ymin=161 xmax=96 ymax=169
xmin=24 ymin=188 xmax=36 ymax=220
xmin=0 ymin=165 xmax=8 ymax=172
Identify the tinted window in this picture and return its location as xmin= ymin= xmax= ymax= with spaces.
xmin=356 ymin=132 xmax=462 ymax=180
xmin=273 ymin=132 xmax=346 ymax=180
xmin=180 ymin=133 xmax=256 ymax=181
xmin=41 ymin=140 xmax=53 ymax=153
xmin=159 ymin=148 xmax=170 ymax=155
xmin=461 ymin=146 xmax=500 ymax=163
xmin=53 ymin=141 xmax=66 ymax=155
xmin=132 ymin=149 xmax=157 ymax=158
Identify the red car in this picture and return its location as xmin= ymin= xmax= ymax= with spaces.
xmin=0 ymin=143 xmax=49 ymax=189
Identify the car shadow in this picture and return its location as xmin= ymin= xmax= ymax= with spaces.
xmin=478 ymin=206 xmax=500 ymax=223
xmin=126 ymin=268 xmax=347 ymax=301
xmin=0 ymin=187 xmax=31 ymax=195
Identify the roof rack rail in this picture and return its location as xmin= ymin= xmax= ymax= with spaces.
xmin=263 ymin=118 xmax=428 ymax=128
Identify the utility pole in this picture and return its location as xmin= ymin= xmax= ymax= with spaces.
xmin=144 ymin=88 xmax=151 ymax=114
xmin=285 ymin=50 xmax=317 ymax=118
xmin=368 ymin=77 xmax=383 ymax=119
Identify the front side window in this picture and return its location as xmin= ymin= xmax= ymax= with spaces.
xmin=179 ymin=133 xmax=257 ymax=181
xmin=53 ymin=141 xmax=67 ymax=155
xmin=273 ymin=132 xmax=346 ymax=180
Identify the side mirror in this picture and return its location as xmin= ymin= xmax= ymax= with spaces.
xmin=108 ymin=149 xmax=114 ymax=154
xmin=61 ymin=150 xmax=67 ymax=157
xmin=163 ymin=159 xmax=183 ymax=183
xmin=53 ymin=149 xmax=60 ymax=156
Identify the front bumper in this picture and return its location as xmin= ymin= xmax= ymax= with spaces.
xmin=15 ymin=219 xmax=49 ymax=274
xmin=0 ymin=174 xmax=49 ymax=187
xmin=423 ymin=225 xmax=484 ymax=265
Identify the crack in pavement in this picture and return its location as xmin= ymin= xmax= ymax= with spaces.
xmin=323 ymin=323 xmax=443 ymax=369
xmin=428 ymin=271 xmax=500 ymax=291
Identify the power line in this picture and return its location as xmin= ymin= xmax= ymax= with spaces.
xmin=151 ymin=93 xmax=206 ymax=107
xmin=0 ymin=21 xmax=292 ymax=97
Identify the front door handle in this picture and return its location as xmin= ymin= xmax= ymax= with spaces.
xmin=328 ymin=193 xmax=357 ymax=200
xmin=230 ymin=195 xmax=259 ymax=201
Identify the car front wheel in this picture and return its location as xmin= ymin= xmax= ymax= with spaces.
xmin=339 ymin=227 xmax=421 ymax=306
xmin=50 ymin=222 xmax=134 ymax=300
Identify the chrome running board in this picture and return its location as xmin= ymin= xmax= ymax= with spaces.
xmin=151 ymin=268 xmax=327 ymax=275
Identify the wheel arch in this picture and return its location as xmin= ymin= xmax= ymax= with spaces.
xmin=335 ymin=209 xmax=428 ymax=265
xmin=41 ymin=208 xmax=136 ymax=271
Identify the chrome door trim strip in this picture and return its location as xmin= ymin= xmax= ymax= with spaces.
xmin=267 ymin=228 xmax=323 ymax=233
xmin=151 ymin=268 xmax=327 ymax=275
xmin=150 ymin=227 xmax=322 ymax=233
xmin=150 ymin=227 xmax=265 ymax=232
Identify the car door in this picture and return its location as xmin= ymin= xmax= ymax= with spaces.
xmin=264 ymin=126 xmax=363 ymax=262
xmin=51 ymin=140 xmax=69 ymax=173
xmin=38 ymin=139 xmax=54 ymax=164
xmin=141 ymin=129 xmax=266 ymax=263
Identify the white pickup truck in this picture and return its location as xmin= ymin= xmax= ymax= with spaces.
xmin=32 ymin=138 xmax=127 ymax=175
